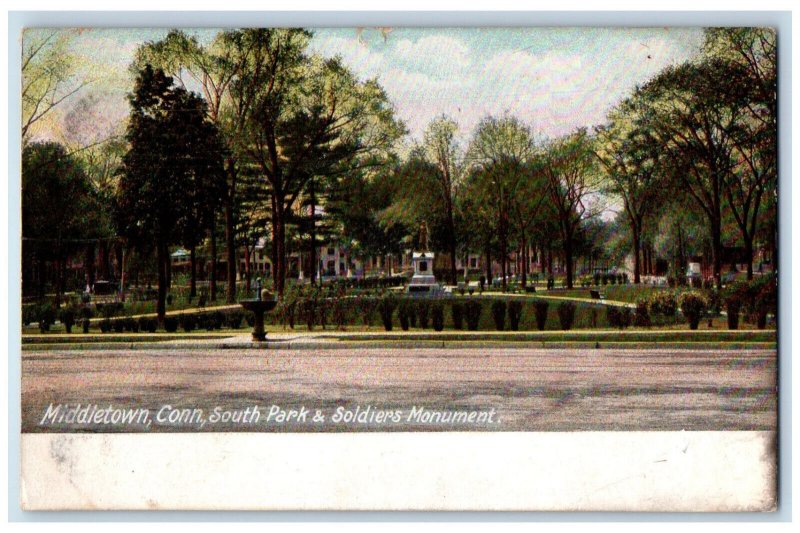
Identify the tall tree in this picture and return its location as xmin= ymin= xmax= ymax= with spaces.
xmin=22 ymin=142 xmax=102 ymax=301
xmin=540 ymin=128 xmax=600 ymax=289
xmin=229 ymin=29 xmax=404 ymax=296
xmin=641 ymin=58 xmax=765 ymax=287
xmin=466 ymin=116 xmax=535 ymax=291
xmin=594 ymin=95 xmax=672 ymax=284
xmin=22 ymin=29 xmax=89 ymax=142
xmin=704 ymin=28 xmax=777 ymax=279
xmin=116 ymin=65 xmax=224 ymax=321
xmin=423 ymin=115 xmax=462 ymax=284
xmin=135 ymin=29 xmax=251 ymax=303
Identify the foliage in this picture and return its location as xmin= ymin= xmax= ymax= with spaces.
xmin=398 ymin=300 xmax=412 ymax=331
xmin=533 ymin=300 xmax=549 ymax=331
xmin=490 ymin=300 xmax=507 ymax=331
xmin=648 ymin=291 xmax=678 ymax=317
xmin=464 ymin=300 xmax=483 ymax=331
xmin=557 ymin=302 xmax=577 ymax=330
xmin=451 ymin=301 xmax=464 ymax=330
xmin=679 ymin=291 xmax=708 ymax=330
xmin=417 ymin=300 xmax=430 ymax=329
xmin=377 ymin=294 xmax=397 ymax=331
xmin=633 ymin=298 xmax=651 ymax=328
xmin=58 ymin=306 xmax=77 ymax=333
xmin=431 ymin=302 xmax=445 ymax=332
xmin=507 ymin=300 xmax=523 ymax=331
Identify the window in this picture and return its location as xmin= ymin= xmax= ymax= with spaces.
xmin=327 ymin=247 xmax=335 ymax=256
xmin=419 ymin=261 xmax=428 ymax=272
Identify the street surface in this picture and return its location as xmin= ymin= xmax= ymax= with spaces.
xmin=22 ymin=347 xmax=776 ymax=432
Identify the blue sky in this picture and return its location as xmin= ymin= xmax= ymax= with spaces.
xmin=29 ymin=26 xmax=705 ymax=145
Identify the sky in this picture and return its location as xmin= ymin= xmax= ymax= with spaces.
xmin=27 ymin=26 xmax=706 ymax=146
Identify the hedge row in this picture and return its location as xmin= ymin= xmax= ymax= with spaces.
xmin=272 ymin=295 xmax=632 ymax=332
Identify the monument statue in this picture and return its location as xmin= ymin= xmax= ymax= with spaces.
xmin=419 ymin=221 xmax=429 ymax=252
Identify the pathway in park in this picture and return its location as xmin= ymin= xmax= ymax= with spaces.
xmin=22 ymin=346 xmax=776 ymax=433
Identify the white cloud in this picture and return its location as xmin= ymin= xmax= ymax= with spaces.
xmin=392 ymin=35 xmax=471 ymax=78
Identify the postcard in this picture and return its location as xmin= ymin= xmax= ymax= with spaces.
xmin=18 ymin=25 xmax=778 ymax=511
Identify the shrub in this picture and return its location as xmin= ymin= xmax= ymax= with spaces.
xmin=649 ymin=291 xmax=677 ymax=317
xmin=464 ymin=300 xmax=482 ymax=331
xmin=431 ymin=302 xmax=444 ymax=331
xmin=451 ymin=302 xmax=464 ymax=330
xmin=112 ymin=318 xmax=125 ymax=333
xmin=745 ymin=274 xmax=776 ymax=329
xmin=164 ymin=316 xmax=179 ymax=333
xmin=533 ymin=301 xmax=549 ymax=331
xmin=407 ymin=301 xmax=418 ymax=328
xmin=124 ymin=317 xmax=139 ymax=333
xmin=679 ymin=291 xmax=708 ymax=330
xmin=22 ymin=305 xmax=36 ymax=326
xmin=607 ymin=306 xmax=632 ymax=330
xmin=490 ymin=300 xmax=506 ymax=331
xmin=507 ymin=300 xmax=523 ymax=331
xmin=98 ymin=302 xmax=124 ymax=319
xmin=377 ymin=294 xmax=397 ymax=331
xmin=58 ymin=306 xmax=76 ymax=333
xmin=607 ymin=306 xmax=620 ymax=329
xmin=81 ymin=318 xmax=90 ymax=333
xmin=398 ymin=300 xmax=411 ymax=331
xmin=620 ymin=307 xmax=632 ymax=329
xmin=225 ymin=310 xmax=244 ymax=329
xmin=417 ymin=301 xmax=430 ymax=329
xmin=212 ymin=311 xmax=225 ymax=330
xmin=724 ymin=280 xmax=748 ymax=330
xmin=139 ymin=317 xmax=157 ymax=333
xmin=180 ymin=314 xmax=197 ymax=332
xmin=99 ymin=318 xmax=112 ymax=333
xmin=704 ymin=288 xmax=722 ymax=315
xmin=726 ymin=297 xmax=741 ymax=330
xmin=356 ymin=296 xmax=376 ymax=327
xmin=557 ymin=302 xmax=576 ymax=330
xmin=331 ymin=296 xmax=351 ymax=331
xmin=37 ymin=303 xmax=56 ymax=333
xmin=634 ymin=298 xmax=651 ymax=328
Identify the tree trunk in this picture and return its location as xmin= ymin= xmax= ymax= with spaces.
xmin=156 ymin=242 xmax=167 ymax=322
xmin=711 ymin=217 xmax=723 ymax=289
xmin=564 ymin=236 xmax=574 ymax=289
xmin=224 ymin=202 xmax=236 ymax=303
xmin=99 ymin=241 xmax=110 ymax=280
xmin=120 ymin=246 xmax=127 ymax=302
xmin=210 ymin=218 xmax=218 ymax=302
xmin=244 ymin=241 xmax=252 ymax=294
xmin=484 ymin=240 xmax=492 ymax=284
xmin=224 ymin=159 xmax=238 ymax=304
xmin=309 ymin=194 xmax=317 ymax=285
xmin=114 ymin=242 xmax=123 ymax=281
xmin=84 ymin=243 xmax=96 ymax=290
xmin=190 ymin=245 xmax=197 ymax=298
xmin=272 ymin=201 xmax=287 ymax=296
xmin=632 ymin=228 xmax=641 ymax=284
xmin=165 ymin=249 xmax=172 ymax=292
xmin=744 ymin=236 xmax=754 ymax=281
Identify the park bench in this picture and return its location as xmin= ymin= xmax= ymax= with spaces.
xmin=589 ymin=289 xmax=606 ymax=301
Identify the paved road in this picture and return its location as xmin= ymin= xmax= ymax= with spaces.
xmin=22 ymin=347 xmax=776 ymax=432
